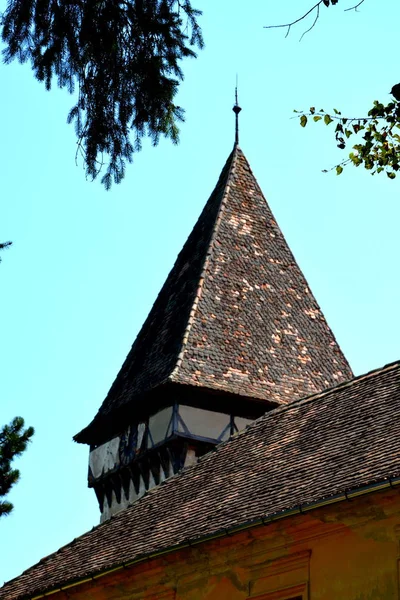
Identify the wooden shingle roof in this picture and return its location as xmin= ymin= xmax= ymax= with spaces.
xmin=76 ymin=145 xmax=352 ymax=445
xmin=3 ymin=361 xmax=400 ymax=600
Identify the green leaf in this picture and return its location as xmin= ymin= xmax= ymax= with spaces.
xmin=387 ymin=172 xmax=396 ymax=179
xmin=310 ymin=107 xmax=315 ymax=114
xmin=313 ymin=115 xmax=322 ymax=122
xmin=324 ymin=114 xmax=333 ymax=125
xmin=300 ymin=115 xmax=308 ymax=127
xmin=336 ymin=165 xmax=343 ymax=175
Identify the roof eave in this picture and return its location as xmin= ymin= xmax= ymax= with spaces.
xmin=18 ymin=475 xmax=400 ymax=600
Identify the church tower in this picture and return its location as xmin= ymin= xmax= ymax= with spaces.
xmin=75 ymin=112 xmax=353 ymax=522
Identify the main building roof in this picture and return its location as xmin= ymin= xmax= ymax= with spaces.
xmin=76 ymin=146 xmax=352 ymax=445
xmin=3 ymin=360 xmax=400 ymax=600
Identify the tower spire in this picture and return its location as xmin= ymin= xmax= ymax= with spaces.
xmin=232 ymin=79 xmax=242 ymax=146
xmin=75 ymin=143 xmax=353 ymax=522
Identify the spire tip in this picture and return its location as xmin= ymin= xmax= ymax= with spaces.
xmin=232 ymin=79 xmax=242 ymax=146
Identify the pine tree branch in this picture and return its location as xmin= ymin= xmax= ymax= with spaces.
xmin=1 ymin=0 xmax=203 ymax=188
xmin=0 ymin=241 xmax=12 ymax=263
xmin=0 ymin=501 xmax=13 ymax=517
xmin=0 ymin=417 xmax=34 ymax=517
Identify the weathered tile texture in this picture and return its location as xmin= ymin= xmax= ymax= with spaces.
xmin=76 ymin=147 xmax=352 ymax=444
xmin=4 ymin=361 xmax=400 ymax=600
xmin=170 ymin=147 xmax=352 ymax=399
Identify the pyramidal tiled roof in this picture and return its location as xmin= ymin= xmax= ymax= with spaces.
xmin=75 ymin=145 xmax=352 ymax=444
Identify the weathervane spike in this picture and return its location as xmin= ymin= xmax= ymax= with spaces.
xmin=232 ymin=76 xmax=242 ymax=146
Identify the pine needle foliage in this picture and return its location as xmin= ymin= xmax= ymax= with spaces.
xmin=0 ymin=241 xmax=12 ymax=262
xmin=0 ymin=417 xmax=34 ymax=517
xmin=1 ymin=0 xmax=203 ymax=189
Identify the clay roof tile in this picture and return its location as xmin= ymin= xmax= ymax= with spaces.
xmin=75 ymin=146 xmax=352 ymax=445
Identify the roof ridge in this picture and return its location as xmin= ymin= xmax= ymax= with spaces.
xmin=256 ymin=358 xmax=400 ymax=420
xmin=170 ymin=146 xmax=239 ymax=379
xmin=167 ymin=359 xmax=400 ymax=473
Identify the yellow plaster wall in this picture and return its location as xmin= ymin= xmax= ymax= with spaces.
xmin=59 ymin=487 xmax=400 ymax=600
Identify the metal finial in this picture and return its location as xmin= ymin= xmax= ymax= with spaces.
xmin=232 ymin=79 xmax=242 ymax=146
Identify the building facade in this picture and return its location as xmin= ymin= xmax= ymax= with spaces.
xmin=24 ymin=486 xmax=400 ymax=600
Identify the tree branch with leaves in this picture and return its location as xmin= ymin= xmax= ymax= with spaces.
xmin=297 ymin=95 xmax=400 ymax=178
xmin=265 ymin=0 xmax=400 ymax=180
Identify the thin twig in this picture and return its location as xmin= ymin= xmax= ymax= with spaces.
xmin=299 ymin=4 xmax=320 ymax=41
xmin=264 ymin=1 xmax=323 ymax=35
xmin=322 ymin=158 xmax=352 ymax=173
xmin=292 ymin=113 xmax=379 ymax=122
xmin=344 ymin=0 xmax=366 ymax=11
xmin=265 ymin=0 xmax=366 ymax=39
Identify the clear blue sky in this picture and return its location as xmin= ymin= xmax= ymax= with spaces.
xmin=1 ymin=0 xmax=399 ymax=585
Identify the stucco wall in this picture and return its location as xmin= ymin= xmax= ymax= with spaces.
xmin=51 ymin=487 xmax=400 ymax=600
